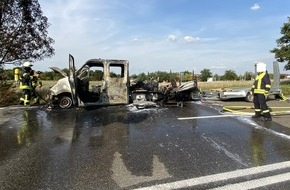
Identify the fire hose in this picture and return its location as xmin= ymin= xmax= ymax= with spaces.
xmin=222 ymin=105 xmax=290 ymax=116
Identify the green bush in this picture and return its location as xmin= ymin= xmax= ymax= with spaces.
xmin=280 ymin=80 xmax=290 ymax=96
xmin=281 ymin=85 xmax=290 ymax=96
xmin=0 ymin=84 xmax=19 ymax=106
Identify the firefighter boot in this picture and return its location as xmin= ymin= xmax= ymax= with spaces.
xmin=23 ymin=95 xmax=30 ymax=106
xmin=252 ymin=111 xmax=261 ymax=119
xmin=19 ymin=97 xmax=24 ymax=105
xmin=260 ymin=112 xmax=272 ymax=122
xmin=32 ymin=97 xmax=40 ymax=105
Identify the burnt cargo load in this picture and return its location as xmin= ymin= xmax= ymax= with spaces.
xmin=130 ymin=79 xmax=202 ymax=108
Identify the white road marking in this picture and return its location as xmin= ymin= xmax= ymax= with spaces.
xmin=210 ymin=172 xmax=290 ymax=190
xmin=134 ymin=161 xmax=290 ymax=190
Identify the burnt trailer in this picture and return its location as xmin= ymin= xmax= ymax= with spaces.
xmin=49 ymin=54 xmax=129 ymax=109
xmin=130 ymin=78 xmax=202 ymax=108
xmin=162 ymin=80 xmax=201 ymax=107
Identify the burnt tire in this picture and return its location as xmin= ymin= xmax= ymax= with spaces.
xmin=245 ymin=92 xmax=253 ymax=102
xmin=58 ymin=95 xmax=73 ymax=109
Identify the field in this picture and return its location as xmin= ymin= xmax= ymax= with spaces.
xmin=197 ymin=80 xmax=253 ymax=91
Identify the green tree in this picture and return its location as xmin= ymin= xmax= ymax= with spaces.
xmin=200 ymin=69 xmax=212 ymax=82
xmin=155 ymin=71 xmax=165 ymax=81
xmin=62 ymin=68 xmax=69 ymax=75
xmin=137 ymin=72 xmax=147 ymax=81
xmin=213 ymin=74 xmax=220 ymax=81
xmin=271 ymin=17 xmax=290 ymax=70
xmin=179 ymin=71 xmax=192 ymax=82
xmin=222 ymin=70 xmax=238 ymax=80
xmin=152 ymin=71 xmax=165 ymax=82
xmin=130 ymin=74 xmax=138 ymax=80
xmin=41 ymin=71 xmax=54 ymax=80
xmin=0 ymin=0 xmax=55 ymax=66
xmin=244 ymin=71 xmax=254 ymax=81
xmin=183 ymin=72 xmax=192 ymax=82
xmin=94 ymin=70 xmax=103 ymax=80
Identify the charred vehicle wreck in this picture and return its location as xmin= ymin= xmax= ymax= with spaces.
xmin=162 ymin=80 xmax=201 ymax=107
xmin=130 ymin=78 xmax=201 ymax=108
xmin=129 ymin=79 xmax=165 ymax=109
xmin=49 ymin=55 xmax=129 ymax=109
xmin=49 ymin=55 xmax=202 ymax=109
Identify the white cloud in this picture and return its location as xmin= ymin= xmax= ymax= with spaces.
xmin=183 ymin=36 xmax=200 ymax=43
xmin=251 ymin=3 xmax=260 ymax=11
xmin=168 ymin=34 xmax=177 ymax=41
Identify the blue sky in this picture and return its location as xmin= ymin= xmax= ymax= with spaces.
xmin=36 ymin=0 xmax=290 ymax=75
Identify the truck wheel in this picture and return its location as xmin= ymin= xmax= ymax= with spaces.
xmin=245 ymin=92 xmax=253 ymax=102
xmin=58 ymin=95 xmax=73 ymax=109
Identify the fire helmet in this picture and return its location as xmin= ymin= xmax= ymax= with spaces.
xmin=256 ymin=62 xmax=266 ymax=72
xmin=23 ymin=61 xmax=33 ymax=67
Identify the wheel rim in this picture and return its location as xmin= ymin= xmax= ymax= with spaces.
xmin=59 ymin=96 xmax=72 ymax=109
xmin=246 ymin=93 xmax=253 ymax=102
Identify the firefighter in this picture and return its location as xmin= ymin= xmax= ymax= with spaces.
xmin=19 ymin=62 xmax=34 ymax=106
xmin=251 ymin=62 xmax=272 ymax=122
xmin=14 ymin=67 xmax=21 ymax=82
xmin=31 ymin=70 xmax=43 ymax=105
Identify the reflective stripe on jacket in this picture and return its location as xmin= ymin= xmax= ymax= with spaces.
xmin=19 ymin=73 xmax=33 ymax=90
xmin=251 ymin=72 xmax=271 ymax=94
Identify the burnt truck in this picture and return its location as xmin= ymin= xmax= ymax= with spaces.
xmin=49 ymin=55 xmax=202 ymax=109
xmin=49 ymin=54 xmax=129 ymax=109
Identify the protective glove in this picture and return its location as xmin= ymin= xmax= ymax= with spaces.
xmin=249 ymin=88 xmax=254 ymax=95
xmin=264 ymin=91 xmax=269 ymax=99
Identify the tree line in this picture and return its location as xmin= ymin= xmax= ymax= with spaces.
xmin=1 ymin=67 xmax=266 ymax=82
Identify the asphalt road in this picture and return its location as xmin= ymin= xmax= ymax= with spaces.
xmin=1 ymin=100 xmax=290 ymax=190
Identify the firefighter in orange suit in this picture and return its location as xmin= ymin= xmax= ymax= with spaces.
xmin=19 ymin=62 xmax=34 ymax=106
xmin=251 ymin=62 xmax=272 ymax=122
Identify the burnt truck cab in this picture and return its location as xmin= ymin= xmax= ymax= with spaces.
xmin=49 ymin=54 xmax=129 ymax=109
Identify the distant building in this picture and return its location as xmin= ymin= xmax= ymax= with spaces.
xmin=207 ymin=77 xmax=213 ymax=82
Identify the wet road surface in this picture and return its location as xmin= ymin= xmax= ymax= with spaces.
xmin=1 ymin=102 xmax=290 ymax=189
